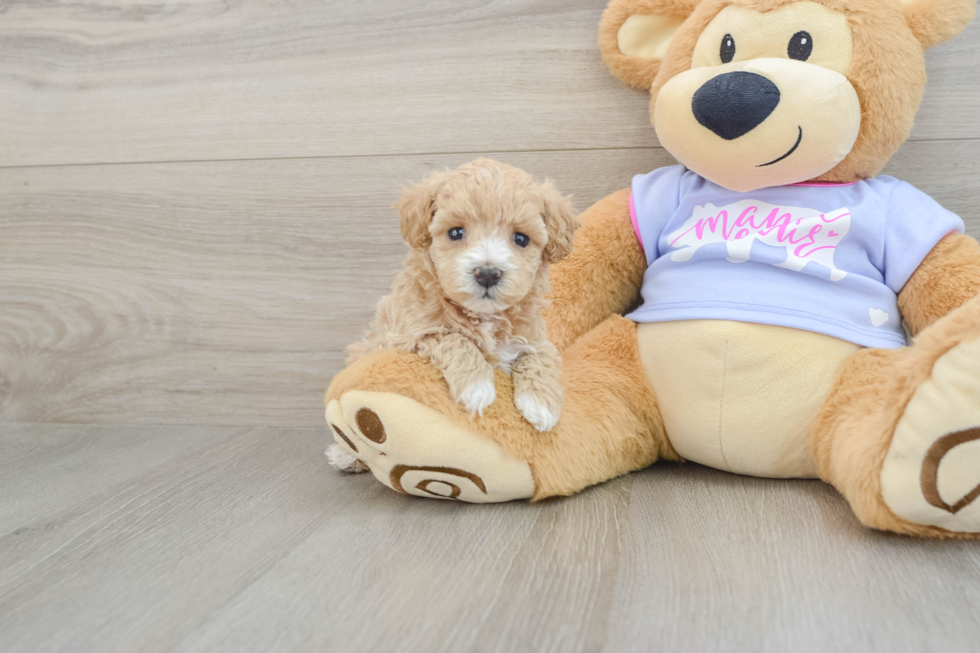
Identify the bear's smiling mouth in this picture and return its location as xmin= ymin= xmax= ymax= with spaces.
xmin=756 ymin=125 xmax=803 ymax=167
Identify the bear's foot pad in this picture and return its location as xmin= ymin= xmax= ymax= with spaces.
xmin=326 ymin=391 xmax=534 ymax=503
xmin=881 ymin=337 xmax=980 ymax=532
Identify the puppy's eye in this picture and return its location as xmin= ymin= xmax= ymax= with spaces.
xmin=448 ymin=227 xmax=465 ymax=241
xmin=720 ymin=34 xmax=735 ymax=63
xmin=788 ymin=31 xmax=812 ymax=61
xmin=513 ymin=232 xmax=530 ymax=248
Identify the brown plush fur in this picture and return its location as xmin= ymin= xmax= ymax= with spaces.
xmin=812 ymin=294 xmax=980 ymax=538
xmin=544 ymin=188 xmax=648 ymax=351
xmin=898 ymin=233 xmax=980 ymax=336
xmin=599 ymin=0 xmax=702 ymax=90
xmin=328 ymin=315 xmax=678 ymax=500
xmin=902 ymin=0 xmax=977 ymax=49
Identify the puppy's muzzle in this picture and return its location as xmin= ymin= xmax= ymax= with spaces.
xmin=474 ymin=266 xmax=502 ymax=289
xmin=692 ymin=71 xmax=780 ymax=140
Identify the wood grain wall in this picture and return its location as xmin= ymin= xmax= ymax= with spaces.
xmin=2 ymin=1 xmax=979 ymax=427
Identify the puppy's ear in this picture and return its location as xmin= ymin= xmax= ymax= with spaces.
xmin=394 ymin=170 xmax=449 ymax=248
xmin=599 ymin=0 xmax=700 ymax=90
xmin=900 ymin=0 xmax=976 ymax=50
xmin=539 ymin=182 xmax=579 ymax=264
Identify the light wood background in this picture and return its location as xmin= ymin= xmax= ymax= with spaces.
xmin=3 ymin=3 xmax=980 ymax=651
xmin=2 ymin=0 xmax=979 ymax=427
xmin=3 ymin=424 xmax=980 ymax=653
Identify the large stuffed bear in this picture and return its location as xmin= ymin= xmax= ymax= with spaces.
xmin=326 ymin=0 xmax=980 ymax=538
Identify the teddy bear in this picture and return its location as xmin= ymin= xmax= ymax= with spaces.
xmin=325 ymin=0 xmax=980 ymax=538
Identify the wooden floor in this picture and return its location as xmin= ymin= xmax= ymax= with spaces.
xmin=3 ymin=0 xmax=980 ymax=650
xmin=2 ymin=423 xmax=980 ymax=653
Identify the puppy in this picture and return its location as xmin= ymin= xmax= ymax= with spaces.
xmin=327 ymin=158 xmax=578 ymax=473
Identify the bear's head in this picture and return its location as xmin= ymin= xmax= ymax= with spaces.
xmin=600 ymin=0 xmax=975 ymax=191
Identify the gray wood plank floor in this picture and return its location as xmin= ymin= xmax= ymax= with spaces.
xmin=2 ymin=423 xmax=980 ymax=653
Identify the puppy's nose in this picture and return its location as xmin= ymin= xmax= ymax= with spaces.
xmin=692 ymin=71 xmax=780 ymax=140
xmin=474 ymin=266 xmax=502 ymax=289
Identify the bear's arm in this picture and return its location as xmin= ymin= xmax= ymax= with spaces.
xmin=544 ymin=188 xmax=647 ymax=350
xmin=898 ymin=232 xmax=980 ymax=336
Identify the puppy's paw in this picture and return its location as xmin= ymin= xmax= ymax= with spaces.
xmin=457 ymin=380 xmax=496 ymax=416
xmin=325 ymin=444 xmax=370 ymax=473
xmin=515 ymin=393 xmax=560 ymax=432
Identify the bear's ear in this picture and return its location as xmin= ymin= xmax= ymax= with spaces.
xmin=599 ymin=0 xmax=700 ymax=90
xmin=900 ymin=0 xmax=976 ymax=50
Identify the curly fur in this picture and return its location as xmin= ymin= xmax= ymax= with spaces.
xmin=347 ymin=158 xmax=579 ymax=434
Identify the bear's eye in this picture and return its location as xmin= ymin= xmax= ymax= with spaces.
xmin=720 ymin=34 xmax=736 ymax=63
xmin=448 ymin=227 xmax=465 ymax=241
xmin=513 ymin=232 xmax=530 ymax=248
xmin=788 ymin=31 xmax=813 ymax=61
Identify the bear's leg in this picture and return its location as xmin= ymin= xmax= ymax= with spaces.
xmin=325 ymin=315 xmax=677 ymax=502
xmin=812 ymin=296 xmax=980 ymax=537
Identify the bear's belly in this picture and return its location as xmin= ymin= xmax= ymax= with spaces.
xmin=637 ymin=320 xmax=862 ymax=478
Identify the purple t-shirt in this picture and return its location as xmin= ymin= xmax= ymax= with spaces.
xmin=626 ymin=166 xmax=964 ymax=348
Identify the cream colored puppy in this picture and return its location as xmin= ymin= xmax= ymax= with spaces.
xmin=327 ymin=158 xmax=578 ymax=473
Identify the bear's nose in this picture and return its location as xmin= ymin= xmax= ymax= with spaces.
xmin=692 ymin=71 xmax=780 ymax=140
xmin=474 ymin=266 xmax=502 ymax=289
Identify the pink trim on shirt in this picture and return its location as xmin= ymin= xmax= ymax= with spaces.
xmin=630 ymin=191 xmax=645 ymax=254
xmin=790 ymin=181 xmax=858 ymax=187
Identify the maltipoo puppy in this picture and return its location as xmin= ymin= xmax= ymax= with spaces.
xmin=326 ymin=158 xmax=579 ymax=473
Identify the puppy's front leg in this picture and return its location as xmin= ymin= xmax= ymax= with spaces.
xmin=512 ymin=342 xmax=563 ymax=432
xmin=416 ymin=334 xmax=496 ymax=416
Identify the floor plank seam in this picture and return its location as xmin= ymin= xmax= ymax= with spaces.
xmin=1 ymin=137 xmax=976 ymax=172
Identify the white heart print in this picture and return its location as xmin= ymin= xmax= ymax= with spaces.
xmin=869 ymin=308 xmax=889 ymax=327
